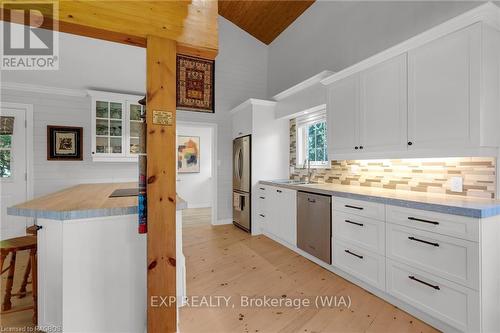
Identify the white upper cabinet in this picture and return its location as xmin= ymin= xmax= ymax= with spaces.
xmin=327 ymin=74 xmax=359 ymax=155
xmin=324 ymin=20 xmax=500 ymax=159
xmin=360 ymin=54 xmax=408 ymax=152
xmin=327 ymin=54 xmax=407 ymax=158
xmin=407 ymin=24 xmax=480 ymax=149
xmin=89 ymin=91 xmax=144 ymax=162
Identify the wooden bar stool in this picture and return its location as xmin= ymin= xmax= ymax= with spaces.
xmin=0 ymin=235 xmax=37 ymax=324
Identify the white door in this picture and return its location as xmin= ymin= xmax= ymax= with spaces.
xmin=408 ymin=23 xmax=480 ymax=149
xmin=327 ymin=74 xmax=360 ymax=157
xmin=360 ymin=54 xmax=408 ymax=152
xmin=0 ymin=106 xmax=30 ymax=240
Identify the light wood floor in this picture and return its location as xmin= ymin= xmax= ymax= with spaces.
xmin=1 ymin=208 xmax=440 ymax=332
xmin=179 ymin=208 xmax=440 ymax=333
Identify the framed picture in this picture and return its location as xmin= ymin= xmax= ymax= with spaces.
xmin=177 ymin=136 xmax=200 ymax=173
xmin=47 ymin=125 xmax=83 ymax=160
xmin=176 ymin=54 xmax=215 ymax=113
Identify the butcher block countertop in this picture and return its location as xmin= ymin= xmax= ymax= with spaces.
xmin=7 ymin=182 xmax=187 ymax=220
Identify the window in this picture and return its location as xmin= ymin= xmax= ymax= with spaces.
xmin=0 ymin=116 xmax=14 ymax=178
xmin=296 ymin=108 xmax=328 ymax=168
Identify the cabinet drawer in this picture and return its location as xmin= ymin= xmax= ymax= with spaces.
xmin=386 ymin=259 xmax=479 ymax=332
xmin=333 ymin=210 xmax=385 ymax=255
xmin=333 ymin=238 xmax=385 ymax=291
xmin=386 ymin=205 xmax=479 ymax=241
xmin=333 ymin=197 xmax=385 ymax=221
xmin=386 ymin=224 xmax=479 ymax=290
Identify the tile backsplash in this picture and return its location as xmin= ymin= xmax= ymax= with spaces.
xmin=289 ymin=119 xmax=497 ymax=199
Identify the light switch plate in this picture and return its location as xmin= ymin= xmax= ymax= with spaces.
xmin=450 ymin=176 xmax=463 ymax=192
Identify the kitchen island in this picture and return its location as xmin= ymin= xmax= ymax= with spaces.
xmin=7 ymin=182 xmax=187 ymax=333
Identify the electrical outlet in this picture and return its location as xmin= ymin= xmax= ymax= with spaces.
xmin=450 ymin=177 xmax=463 ymax=192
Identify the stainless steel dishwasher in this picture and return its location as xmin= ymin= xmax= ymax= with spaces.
xmin=297 ymin=191 xmax=332 ymax=264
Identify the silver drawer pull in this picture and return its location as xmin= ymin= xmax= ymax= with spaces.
xmin=344 ymin=249 xmax=363 ymax=259
xmin=408 ymin=236 xmax=439 ymax=247
xmin=408 ymin=217 xmax=439 ymax=225
xmin=345 ymin=219 xmax=363 ymax=227
xmin=345 ymin=204 xmax=363 ymax=210
xmin=408 ymin=275 xmax=440 ymax=290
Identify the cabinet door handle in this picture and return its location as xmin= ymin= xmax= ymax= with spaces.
xmin=259 ymin=196 xmax=265 ymax=199
xmin=408 ymin=236 xmax=439 ymax=247
xmin=35 ymin=225 xmax=43 ymax=231
xmin=408 ymin=217 xmax=439 ymax=225
xmin=354 ymin=146 xmax=359 ymax=150
xmin=359 ymin=146 xmax=364 ymax=149
xmin=408 ymin=275 xmax=440 ymax=290
xmin=307 ymin=198 xmax=316 ymax=203
xmin=408 ymin=141 xmax=413 ymax=146
xmin=259 ymin=214 xmax=265 ymax=218
xmin=345 ymin=204 xmax=363 ymax=210
xmin=345 ymin=219 xmax=364 ymax=227
xmin=259 ymin=187 xmax=265 ymax=190
xmin=344 ymin=249 xmax=363 ymax=259
xmin=276 ymin=190 xmax=282 ymax=193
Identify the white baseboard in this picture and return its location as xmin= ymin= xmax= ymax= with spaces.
xmin=213 ymin=218 xmax=232 ymax=226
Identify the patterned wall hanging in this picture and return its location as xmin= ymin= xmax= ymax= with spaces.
xmin=176 ymin=54 xmax=215 ymax=113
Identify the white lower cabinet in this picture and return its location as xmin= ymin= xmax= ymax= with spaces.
xmin=264 ymin=186 xmax=297 ymax=246
xmin=260 ymin=186 xmax=494 ymax=332
xmin=386 ymin=259 xmax=480 ymax=332
xmin=333 ymin=238 xmax=386 ymax=291
xmin=386 ymin=223 xmax=479 ymax=290
xmin=333 ymin=210 xmax=385 ymax=255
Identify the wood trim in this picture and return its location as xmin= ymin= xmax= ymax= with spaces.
xmin=146 ymin=36 xmax=177 ymax=333
xmin=0 ymin=8 xmax=218 ymax=59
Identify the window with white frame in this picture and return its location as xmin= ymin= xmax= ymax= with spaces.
xmin=296 ymin=107 xmax=328 ymax=168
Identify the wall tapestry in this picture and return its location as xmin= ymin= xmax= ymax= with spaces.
xmin=47 ymin=125 xmax=83 ymax=160
xmin=176 ymin=54 xmax=215 ymax=113
xmin=177 ymin=136 xmax=200 ymax=173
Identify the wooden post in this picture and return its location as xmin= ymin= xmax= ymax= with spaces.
xmin=146 ymin=36 xmax=177 ymax=333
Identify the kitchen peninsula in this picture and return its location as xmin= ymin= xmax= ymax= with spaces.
xmin=7 ymin=182 xmax=187 ymax=332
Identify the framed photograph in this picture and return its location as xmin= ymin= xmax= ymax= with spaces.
xmin=177 ymin=136 xmax=200 ymax=173
xmin=176 ymin=54 xmax=215 ymax=113
xmin=47 ymin=125 xmax=83 ymax=160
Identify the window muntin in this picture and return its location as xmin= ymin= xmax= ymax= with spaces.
xmin=296 ymin=109 xmax=328 ymax=168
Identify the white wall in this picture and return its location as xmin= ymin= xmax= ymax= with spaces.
xmin=176 ymin=125 xmax=213 ymax=209
xmin=1 ymin=16 xmax=268 ymax=222
xmin=267 ymin=1 xmax=483 ymax=96
xmin=0 ymin=89 xmax=137 ymax=197
xmin=176 ymin=17 xmax=268 ymax=222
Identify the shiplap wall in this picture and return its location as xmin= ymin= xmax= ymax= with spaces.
xmin=1 ymin=88 xmax=137 ymax=197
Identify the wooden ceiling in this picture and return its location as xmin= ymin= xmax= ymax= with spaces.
xmin=219 ymin=0 xmax=315 ymax=44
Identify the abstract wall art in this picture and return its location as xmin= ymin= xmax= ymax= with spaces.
xmin=177 ymin=136 xmax=200 ymax=173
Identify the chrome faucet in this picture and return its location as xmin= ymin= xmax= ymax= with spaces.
xmin=303 ymin=159 xmax=312 ymax=183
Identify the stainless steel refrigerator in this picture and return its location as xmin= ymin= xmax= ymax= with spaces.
xmin=233 ymin=135 xmax=251 ymax=232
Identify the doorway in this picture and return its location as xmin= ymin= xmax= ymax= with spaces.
xmin=0 ymin=102 xmax=33 ymax=240
xmin=176 ymin=121 xmax=217 ymax=226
